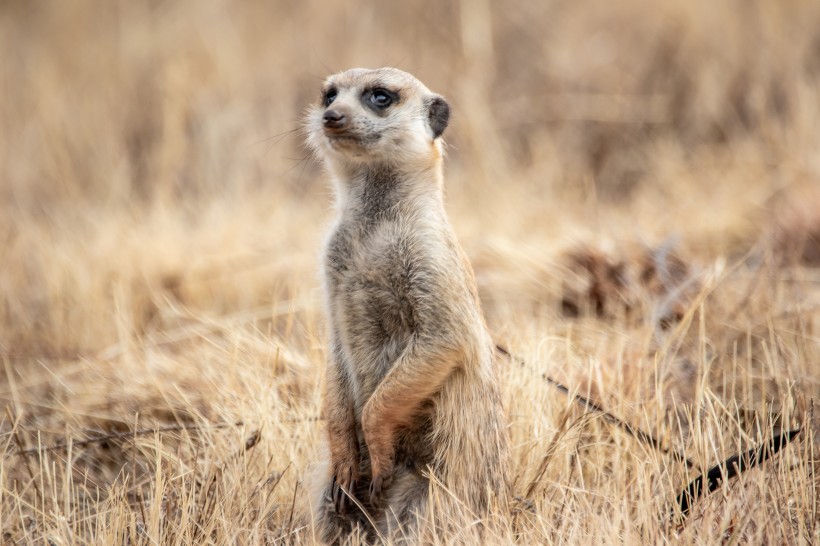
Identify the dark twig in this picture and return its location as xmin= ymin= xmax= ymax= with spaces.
xmin=8 ymin=421 xmax=245 ymax=457
xmin=495 ymin=344 xmax=803 ymax=527
xmin=496 ymin=344 xmax=694 ymax=468
xmin=673 ymin=427 xmax=802 ymax=523
xmin=8 ymin=415 xmax=324 ymax=458
xmin=279 ymin=479 xmax=300 ymax=542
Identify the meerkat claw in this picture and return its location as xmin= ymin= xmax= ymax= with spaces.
xmin=330 ymin=475 xmax=341 ymax=511
xmin=369 ymin=475 xmax=383 ymax=506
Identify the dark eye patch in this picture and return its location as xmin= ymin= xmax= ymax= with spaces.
xmin=323 ymin=87 xmax=337 ymax=107
xmin=363 ymin=87 xmax=399 ymax=111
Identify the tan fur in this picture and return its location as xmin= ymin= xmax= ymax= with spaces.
xmin=306 ymin=67 xmax=511 ymax=543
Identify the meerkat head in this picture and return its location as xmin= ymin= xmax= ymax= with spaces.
xmin=306 ymin=67 xmax=450 ymax=174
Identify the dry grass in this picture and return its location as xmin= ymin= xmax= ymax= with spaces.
xmin=1 ymin=0 xmax=819 ymax=543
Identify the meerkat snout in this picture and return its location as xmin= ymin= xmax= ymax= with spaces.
xmin=322 ymin=110 xmax=347 ymax=130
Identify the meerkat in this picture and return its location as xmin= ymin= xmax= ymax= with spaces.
xmin=306 ymin=67 xmax=511 ymax=543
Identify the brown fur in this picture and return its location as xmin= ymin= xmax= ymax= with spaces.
xmin=305 ymin=68 xmax=511 ymax=543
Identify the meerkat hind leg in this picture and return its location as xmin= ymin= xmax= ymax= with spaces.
xmin=379 ymin=470 xmax=429 ymax=543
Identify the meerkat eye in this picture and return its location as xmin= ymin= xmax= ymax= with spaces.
xmin=323 ymin=88 xmax=337 ymax=107
xmin=369 ymin=88 xmax=394 ymax=108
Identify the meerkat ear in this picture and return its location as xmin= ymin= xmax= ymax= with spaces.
xmin=427 ymin=96 xmax=450 ymax=139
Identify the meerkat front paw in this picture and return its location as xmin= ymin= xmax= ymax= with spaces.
xmin=331 ymin=453 xmax=360 ymax=514
xmin=369 ymin=473 xmax=384 ymax=506
xmin=362 ymin=413 xmax=395 ymax=505
xmin=368 ymin=455 xmax=395 ymax=506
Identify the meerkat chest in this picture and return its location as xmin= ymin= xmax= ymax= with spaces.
xmin=325 ymin=220 xmax=419 ymax=328
xmin=324 ymin=219 xmax=427 ymax=385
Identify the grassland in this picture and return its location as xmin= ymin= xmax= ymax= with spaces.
xmin=1 ymin=0 xmax=819 ymax=543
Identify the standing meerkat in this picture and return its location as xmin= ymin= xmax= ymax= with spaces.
xmin=306 ymin=67 xmax=510 ymax=543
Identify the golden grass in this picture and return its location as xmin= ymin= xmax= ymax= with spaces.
xmin=1 ymin=0 xmax=819 ymax=543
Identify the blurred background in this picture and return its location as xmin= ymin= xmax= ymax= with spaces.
xmin=2 ymin=1 xmax=820 ymax=542
xmin=2 ymin=0 xmax=819 ymax=356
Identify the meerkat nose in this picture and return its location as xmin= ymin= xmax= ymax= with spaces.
xmin=323 ymin=110 xmax=347 ymax=129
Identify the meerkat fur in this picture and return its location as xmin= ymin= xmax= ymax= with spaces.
xmin=305 ymin=67 xmax=511 ymax=543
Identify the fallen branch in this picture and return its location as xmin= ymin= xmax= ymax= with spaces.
xmin=495 ymin=345 xmax=804 ymax=529
xmin=495 ymin=344 xmax=694 ymax=467
xmin=673 ymin=427 xmax=802 ymax=523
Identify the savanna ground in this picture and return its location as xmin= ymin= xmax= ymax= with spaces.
xmin=1 ymin=1 xmax=819 ymax=544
